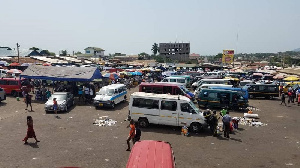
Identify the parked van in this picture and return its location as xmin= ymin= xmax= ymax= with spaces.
xmin=197 ymin=89 xmax=248 ymax=110
xmin=244 ymin=84 xmax=279 ymax=99
xmin=171 ymin=75 xmax=191 ymax=87
xmin=129 ymin=92 xmax=207 ymax=132
xmin=139 ymin=82 xmax=194 ymax=99
xmin=161 ymin=76 xmax=189 ymax=88
xmin=126 ymin=140 xmax=175 ymax=168
xmin=93 ymin=84 xmax=127 ymax=108
xmin=0 ymin=87 xmax=6 ymax=102
xmin=192 ymin=79 xmax=232 ymax=90
xmin=194 ymin=84 xmax=233 ymax=97
xmin=210 ymin=87 xmax=249 ymax=101
xmin=0 ymin=78 xmax=30 ymax=97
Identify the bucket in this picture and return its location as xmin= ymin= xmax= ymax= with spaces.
xmin=16 ymin=97 xmax=20 ymax=101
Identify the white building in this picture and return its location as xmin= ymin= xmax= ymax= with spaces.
xmin=77 ymin=47 xmax=105 ymax=60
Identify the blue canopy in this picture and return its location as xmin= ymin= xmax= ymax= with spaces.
xmin=20 ymin=65 xmax=102 ymax=82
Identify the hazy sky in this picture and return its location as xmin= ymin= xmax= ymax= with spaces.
xmin=1 ymin=0 xmax=299 ymax=55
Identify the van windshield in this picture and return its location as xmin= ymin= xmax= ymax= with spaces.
xmin=189 ymin=102 xmax=200 ymax=114
xmin=97 ymin=88 xmax=114 ymax=96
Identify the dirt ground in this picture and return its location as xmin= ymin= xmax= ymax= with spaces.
xmin=0 ymin=86 xmax=299 ymax=168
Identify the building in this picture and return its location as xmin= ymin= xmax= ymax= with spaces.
xmin=77 ymin=47 xmax=105 ymax=60
xmin=159 ymin=42 xmax=190 ymax=62
xmin=113 ymin=55 xmax=138 ymax=62
xmin=189 ymin=53 xmax=200 ymax=60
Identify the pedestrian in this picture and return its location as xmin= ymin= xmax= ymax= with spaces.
xmin=84 ymin=86 xmax=89 ymax=103
xmin=46 ymin=89 xmax=51 ymax=100
xmin=298 ymin=93 xmax=300 ymax=106
xmin=280 ymin=93 xmax=287 ymax=106
xmin=53 ymin=98 xmax=59 ymax=118
xmin=210 ymin=111 xmax=219 ymax=136
xmin=288 ymin=91 xmax=292 ymax=104
xmin=126 ymin=119 xmax=135 ymax=151
xmin=89 ymin=87 xmax=94 ymax=103
xmin=222 ymin=111 xmax=232 ymax=138
xmin=23 ymin=116 xmax=40 ymax=144
xmin=133 ymin=122 xmax=141 ymax=144
xmin=41 ymin=86 xmax=47 ymax=101
xmin=78 ymin=86 xmax=83 ymax=102
xmin=25 ymin=93 xmax=33 ymax=111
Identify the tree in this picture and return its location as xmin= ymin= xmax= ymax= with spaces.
xmin=60 ymin=50 xmax=67 ymax=56
xmin=138 ymin=52 xmax=150 ymax=60
xmin=214 ymin=53 xmax=223 ymax=60
xmin=49 ymin=52 xmax=56 ymax=56
xmin=154 ymin=55 xmax=164 ymax=63
xmin=29 ymin=47 xmax=39 ymax=51
xmin=75 ymin=51 xmax=82 ymax=55
xmin=151 ymin=43 xmax=159 ymax=56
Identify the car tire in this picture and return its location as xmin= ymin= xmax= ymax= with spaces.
xmin=190 ymin=122 xmax=203 ymax=133
xmin=269 ymin=96 xmax=274 ymax=100
xmin=138 ymin=118 xmax=149 ymax=128
xmin=11 ymin=91 xmax=17 ymax=97
xmin=123 ymin=95 xmax=127 ymax=102
xmin=249 ymin=95 xmax=254 ymax=99
xmin=111 ymin=102 xmax=115 ymax=109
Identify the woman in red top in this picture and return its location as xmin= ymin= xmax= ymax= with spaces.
xmin=126 ymin=119 xmax=135 ymax=151
xmin=23 ymin=116 xmax=40 ymax=144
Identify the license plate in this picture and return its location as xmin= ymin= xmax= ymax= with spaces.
xmin=99 ymin=103 xmax=103 ymax=106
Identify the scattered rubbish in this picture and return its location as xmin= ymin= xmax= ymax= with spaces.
xmin=211 ymin=143 xmax=214 ymax=145
xmin=89 ymin=131 xmax=93 ymax=133
xmin=87 ymin=148 xmax=92 ymax=150
xmin=247 ymin=106 xmax=260 ymax=111
xmin=251 ymin=122 xmax=263 ymax=126
xmin=93 ymin=116 xmax=117 ymax=126
xmin=239 ymin=117 xmax=267 ymax=127
xmin=69 ymin=117 xmax=73 ymax=119
xmin=285 ymin=163 xmax=293 ymax=166
xmin=244 ymin=113 xmax=259 ymax=119
xmin=277 ymin=116 xmax=284 ymax=118
xmin=15 ymin=111 xmax=18 ymax=113
xmin=105 ymin=159 xmax=109 ymax=162
xmin=32 ymin=158 xmax=37 ymax=160
xmin=114 ymin=136 xmax=118 ymax=139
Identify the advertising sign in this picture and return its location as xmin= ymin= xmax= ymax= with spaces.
xmin=222 ymin=50 xmax=234 ymax=64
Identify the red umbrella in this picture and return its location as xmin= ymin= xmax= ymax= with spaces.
xmin=43 ymin=63 xmax=51 ymax=66
xmin=9 ymin=62 xmax=21 ymax=66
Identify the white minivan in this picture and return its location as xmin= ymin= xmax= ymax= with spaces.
xmin=161 ymin=76 xmax=189 ymax=87
xmin=194 ymin=84 xmax=233 ymax=97
xmin=93 ymin=84 xmax=127 ymax=108
xmin=129 ymin=92 xmax=207 ymax=132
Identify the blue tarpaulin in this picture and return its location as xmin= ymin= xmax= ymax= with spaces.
xmin=20 ymin=65 xmax=102 ymax=82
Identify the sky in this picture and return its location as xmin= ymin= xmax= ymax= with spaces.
xmin=0 ymin=0 xmax=300 ymax=56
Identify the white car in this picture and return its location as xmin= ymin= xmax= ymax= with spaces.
xmin=45 ymin=92 xmax=74 ymax=112
xmin=0 ymin=87 xmax=6 ymax=102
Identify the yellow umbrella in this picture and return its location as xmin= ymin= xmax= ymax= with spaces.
xmin=284 ymin=76 xmax=299 ymax=81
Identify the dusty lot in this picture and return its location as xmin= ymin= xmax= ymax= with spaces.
xmin=0 ymin=87 xmax=299 ymax=168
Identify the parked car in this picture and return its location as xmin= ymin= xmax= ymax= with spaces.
xmin=44 ymin=92 xmax=74 ymax=112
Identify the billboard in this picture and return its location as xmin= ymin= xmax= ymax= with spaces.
xmin=222 ymin=49 xmax=234 ymax=64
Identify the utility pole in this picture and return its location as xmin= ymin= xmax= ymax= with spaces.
xmin=16 ymin=43 xmax=20 ymax=63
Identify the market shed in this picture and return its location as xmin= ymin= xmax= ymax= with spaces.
xmin=20 ymin=65 xmax=102 ymax=82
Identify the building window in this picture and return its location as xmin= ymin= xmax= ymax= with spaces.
xmin=86 ymin=51 xmax=90 ymax=53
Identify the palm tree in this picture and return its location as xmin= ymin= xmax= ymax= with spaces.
xmin=151 ymin=43 xmax=159 ymax=56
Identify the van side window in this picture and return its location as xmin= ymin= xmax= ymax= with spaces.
xmin=142 ymin=86 xmax=152 ymax=93
xmin=170 ymin=79 xmax=176 ymax=82
xmin=177 ymin=79 xmax=185 ymax=83
xmin=268 ymin=86 xmax=276 ymax=92
xmin=259 ymin=86 xmax=266 ymax=90
xmin=163 ymin=86 xmax=172 ymax=94
xmin=133 ymin=98 xmax=159 ymax=109
xmin=0 ymin=80 xmax=7 ymax=85
xmin=8 ymin=81 xmax=18 ymax=85
xmin=161 ymin=100 xmax=177 ymax=111
xmin=180 ymin=103 xmax=192 ymax=113
xmin=153 ymin=87 xmax=163 ymax=94
xmin=208 ymin=93 xmax=218 ymax=98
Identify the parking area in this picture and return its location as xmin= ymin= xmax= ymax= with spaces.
xmin=0 ymin=86 xmax=299 ymax=168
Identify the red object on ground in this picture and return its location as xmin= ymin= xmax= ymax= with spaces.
xmin=126 ymin=140 xmax=175 ymax=168
xmin=9 ymin=62 xmax=21 ymax=66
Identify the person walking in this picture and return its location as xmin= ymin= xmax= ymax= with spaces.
xmin=288 ymin=91 xmax=292 ymax=104
xmin=222 ymin=111 xmax=232 ymax=139
xmin=25 ymin=93 xmax=33 ymax=112
xmin=210 ymin=111 xmax=219 ymax=136
xmin=280 ymin=93 xmax=287 ymax=106
xmin=53 ymin=98 xmax=59 ymax=118
xmin=23 ymin=116 xmax=40 ymax=144
xmin=126 ymin=119 xmax=135 ymax=151
xmin=78 ymin=86 xmax=83 ymax=102
xmin=133 ymin=122 xmax=141 ymax=144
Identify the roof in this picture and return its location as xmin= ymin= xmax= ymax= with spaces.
xmin=140 ymin=82 xmax=181 ymax=87
xmin=126 ymin=140 xmax=175 ymax=168
xmin=20 ymin=65 xmax=102 ymax=82
xmin=131 ymin=92 xmax=189 ymax=101
xmin=84 ymin=47 xmax=105 ymax=51
xmin=101 ymin=84 xmax=126 ymax=89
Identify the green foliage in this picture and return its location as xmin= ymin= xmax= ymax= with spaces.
xmin=29 ymin=47 xmax=39 ymax=51
xmin=154 ymin=55 xmax=164 ymax=63
xmin=75 ymin=51 xmax=82 ymax=55
xmin=60 ymin=50 xmax=67 ymax=56
xmin=49 ymin=52 xmax=56 ymax=56
xmin=151 ymin=43 xmax=159 ymax=56
xmin=138 ymin=52 xmax=150 ymax=60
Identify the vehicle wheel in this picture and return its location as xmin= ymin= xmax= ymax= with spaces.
xmin=190 ymin=122 xmax=203 ymax=133
xmin=72 ymin=100 xmax=75 ymax=106
xmin=64 ymin=106 xmax=68 ymax=112
xmin=269 ymin=96 xmax=274 ymax=100
xmin=11 ymin=91 xmax=17 ymax=97
xmin=138 ymin=118 xmax=149 ymax=128
xmin=249 ymin=95 xmax=254 ymax=99
xmin=123 ymin=95 xmax=127 ymax=102
xmin=111 ymin=102 xmax=115 ymax=109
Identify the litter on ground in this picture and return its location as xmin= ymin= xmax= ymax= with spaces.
xmin=93 ymin=116 xmax=117 ymax=126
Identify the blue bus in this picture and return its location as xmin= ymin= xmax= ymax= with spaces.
xmin=210 ymin=87 xmax=249 ymax=101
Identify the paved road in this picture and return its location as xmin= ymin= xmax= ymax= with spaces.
xmin=0 ymin=87 xmax=299 ymax=168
